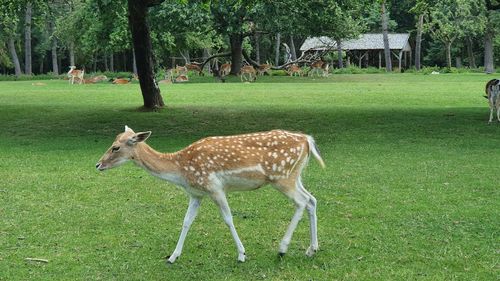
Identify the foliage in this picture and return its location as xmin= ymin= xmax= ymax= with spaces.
xmin=425 ymin=0 xmax=486 ymax=47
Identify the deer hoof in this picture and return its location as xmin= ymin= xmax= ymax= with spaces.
xmin=237 ymin=253 xmax=246 ymax=263
xmin=305 ymin=246 xmax=318 ymax=257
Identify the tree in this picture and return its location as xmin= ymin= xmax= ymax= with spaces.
xmin=209 ymin=0 xmax=259 ymax=74
xmin=128 ymin=0 xmax=164 ymax=110
xmin=410 ymin=0 xmax=430 ymax=70
xmin=24 ymin=1 xmax=32 ymax=75
xmin=484 ymin=0 xmax=500 ymax=73
xmin=0 ymin=0 xmax=23 ymax=76
xmin=426 ymin=0 xmax=484 ymax=68
xmin=381 ymin=0 xmax=392 ymax=71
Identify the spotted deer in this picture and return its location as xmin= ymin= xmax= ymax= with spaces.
xmin=308 ymin=60 xmax=324 ymax=77
xmin=67 ymin=66 xmax=85 ymax=84
xmin=220 ymin=63 xmax=231 ymax=77
xmin=239 ymin=65 xmax=257 ymax=82
xmin=96 ymin=126 xmax=325 ymax=263
xmin=257 ymin=63 xmax=272 ymax=76
xmin=485 ymin=79 xmax=500 ymax=123
xmin=286 ymin=64 xmax=302 ymax=77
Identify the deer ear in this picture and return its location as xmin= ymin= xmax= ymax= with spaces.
xmin=128 ymin=131 xmax=151 ymax=145
xmin=125 ymin=125 xmax=134 ymax=133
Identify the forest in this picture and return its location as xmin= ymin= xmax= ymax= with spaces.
xmin=0 ymin=0 xmax=499 ymax=76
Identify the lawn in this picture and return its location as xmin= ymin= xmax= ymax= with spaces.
xmin=0 ymin=74 xmax=498 ymax=280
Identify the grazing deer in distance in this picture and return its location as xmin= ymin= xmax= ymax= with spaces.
xmin=185 ymin=63 xmax=203 ymax=75
xmin=308 ymin=60 xmax=324 ymax=78
xmin=220 ymin=63 xmax=231 ymax=77
xmin=96 ymin=126 xmax=325 ymax=263
xmin=286 ymin=64 xmax=302 ymax=77
xmin=111 ymin=77 xmax=132 ymax=84
xmin=67 ymin=66 xmax=85 ymax=84
xmin=240 ymin=65 xmax=257 ymax=82
xmin=485 ymin=79 xmax=500 ymax=123
xmin=257 ymin=63 xmax=272 ymax=76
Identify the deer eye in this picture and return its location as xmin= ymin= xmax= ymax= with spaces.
xmin=111 ymin=146 xmax=120 ymax=152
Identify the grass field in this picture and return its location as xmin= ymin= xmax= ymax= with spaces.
xmin=0 ymin=74 xmax=498 ymax=280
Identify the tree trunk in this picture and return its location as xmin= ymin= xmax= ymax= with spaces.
xmin=336 ymin=38 xmax=343 ymax=68
xmin=254 ymin=33 xmax=260 ymax=64
xmin=51 ymin=35 xmax=59 ymax=75
xmin=415 ymin=14 xmax=423 ymax=70
xmin=180 ymin=50 xmax=190 ymax=64
xmin=465 ymin=38 xmax=476 ymax=68
xmin=69 ymin=41 xmax=75 ymax=66
xmin=229 ymin=34 xmax=243 ymax=75
xmin=39 ymin=56 xmax=44 ymax=74
xmin=289 ymin=35 xmax=297 ymax=61
xmin=132 ymin=48 xmax=138 ymax=75
xmin=104 ymin=52 xmax=109 ymax=71
xmin=274 ymin=33 xmax=281 ymax=66
xmin=445 ymin=41 xmax=452 ymax=69
xmin=128 ymin=0 xmax=164 ymax=109
xmin=24 ymin=2 xmax=32 ymax=75
xmin=8 ymin=38 xmax=22 ymax=77
xmin=110 ymin=53 xmax=114 ymax=72
xmin=381 ymin=1 xmax=392 ymax=72
xmin=484 ymin=31 xmax=494 ymax=73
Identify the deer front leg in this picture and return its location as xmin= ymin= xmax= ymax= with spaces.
xmin=489 ymin=107 xmax=494 ymax=123
xmin=167 ymin=196 xmax=202 ymax=264
xmin=211 ymin=191 xmax=246 ymax=262
xmin=497 ymin=106 xmax=500 ymax=122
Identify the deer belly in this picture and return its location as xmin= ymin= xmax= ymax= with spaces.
xmin=221 ymin=174 xmax=266 ymax=191
xmin=215 ymin=169 xmax=267 ymax=192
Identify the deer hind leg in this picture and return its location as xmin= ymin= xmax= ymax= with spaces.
xmin=275 ymin=177 xmax=316 ymax=257
xmin=167 ymin=196 xmax=202 ymax=264
xmin=297 ymin=178 xmax=318 ymax=256
xmin=211 ymin=191 xmax=246 ymax=262
xmin=496 ymin=105 xmax=500 ymax=122
xmin=489 ymin=106 xmax=494 ymax=123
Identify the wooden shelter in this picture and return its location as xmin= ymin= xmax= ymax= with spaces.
xmin=300 ymin=33 xmax=412 ymax=70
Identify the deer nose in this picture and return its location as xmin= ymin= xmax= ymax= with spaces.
xmin=95 ymin=163 xmax=101 ymax=170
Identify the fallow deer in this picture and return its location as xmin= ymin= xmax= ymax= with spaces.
xmin=67 ymin=66 xmax=85 ymax=84
xmin=257 ymin=63 xmax=272 ymax=76
xmin=94 ymin=75 xmax=109 ymax=82
xmin=112 ymin=78 xmax=132 ymax=84
xmin=308 ymin=60 xmax=324 ymax=78
xmin=185 ymin=63 xmax=203 ymax=75
xmin=485 ymin=79 xmax=500 ymax=123
xmin=240 ymin=65 xmax=257 ymax=82
xmin=96 ymin=126 xmax=325 ymax=263
xmin=220 ymin=63 xmax=231 ymax=77
xmin=286 ymin=64 xmax=302 ymax=77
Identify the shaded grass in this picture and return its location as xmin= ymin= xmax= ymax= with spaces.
xmin=0 ymin=74 xmax=499 ymax=280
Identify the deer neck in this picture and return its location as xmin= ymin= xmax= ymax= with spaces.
xmin=132 ymin=143 xmax=183 ymax=183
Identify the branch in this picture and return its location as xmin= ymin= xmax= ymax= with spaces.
xmin=242 ymin=50 xmax=260 ymax=68
xmin=198 ymin=52 xmax=231 ymax=74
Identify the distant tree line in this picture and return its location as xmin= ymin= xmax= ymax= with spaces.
xmin=0 ymin=0 xmax=498 ymax=77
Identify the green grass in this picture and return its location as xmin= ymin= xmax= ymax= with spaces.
xmin=0 ymin=74 xmax=498 ymax=280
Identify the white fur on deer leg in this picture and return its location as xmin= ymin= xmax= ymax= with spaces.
xmin=96 ymin=127 xmax=325 ymax=263
xmin=167 ymin=196 xmax=202 ymax=264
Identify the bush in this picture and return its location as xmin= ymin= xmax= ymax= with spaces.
xmin=0 ymin=74 xmax=66 ymax=81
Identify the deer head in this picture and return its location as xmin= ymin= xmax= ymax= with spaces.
xmin=95 ymin=126 xmax=151 ymax=171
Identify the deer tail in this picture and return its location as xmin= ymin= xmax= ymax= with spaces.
xmin=306 ymin=135 xmax=325 ymax=168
